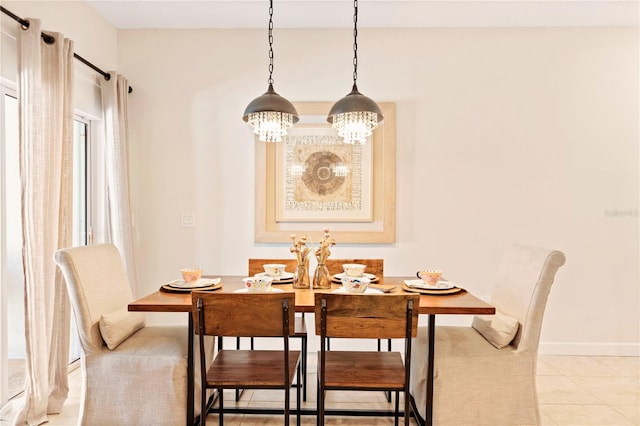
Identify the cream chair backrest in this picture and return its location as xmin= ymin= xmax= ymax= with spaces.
xmin=54 ymin=244 xmax=134 ymax=354
xmin=491 ymin=244 xmax=566 ymax=353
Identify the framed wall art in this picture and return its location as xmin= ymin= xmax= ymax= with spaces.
xmin=255 ymin=102 xmax=396 ymax=243
xmin=275 ymin=125 xmax=374 ymax=222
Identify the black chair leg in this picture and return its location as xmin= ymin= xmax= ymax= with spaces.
xmin=317 ymin=380 xmax=324 ymax=426
xmin=284 ymin=379 xmax=290 ymax=426
xmin=296 ymin=363 xmax=302 ymax=426
xmin=235 ymin=338 xmax=243 ymax=401
xmin=219 ymin=388 xmax=224 ymax=426
xmin=382 ymin=338 xmax=392 ymax=402
xmin=394 ymin=390 xmax=400 ymax=426
xmin=302 ymin=336 xmax=307 ymax=401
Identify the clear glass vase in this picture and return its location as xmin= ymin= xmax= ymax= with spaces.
xmin=293 ymin=259 xmax=310 ymax=289
xmin=313 ymin=263 xmax=331 ymax=289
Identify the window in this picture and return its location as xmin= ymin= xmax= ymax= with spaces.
xmin=0 ymin=87 xmax=91 ymax=404
xmin=1 ymin=89 xmax=24 ymax=405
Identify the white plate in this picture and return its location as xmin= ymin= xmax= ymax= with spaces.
xmin=167 ymin=278 xmax=221 ymax=289
xmin=333 ymin=273 xmax=377 ymax=280
xmin=332 ymin=287 xmax=383 ymax=295
xmin=255 ymin=271 xmax=295 ymax=280
xmin=404 ymin=279 xmax=455 ymax=290
xmin=233 ymin=287 xmax=285 ymax=293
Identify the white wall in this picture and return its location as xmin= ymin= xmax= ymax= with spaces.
xmin=2 ymin=1 xmax=637 ymax=355
xmin=119 ymin=26 xmax=638 ymax=355
xmin=1 ymin=0 xmax=118 ymax=118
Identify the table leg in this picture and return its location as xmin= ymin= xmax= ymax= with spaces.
xmin=426 ymin=314 xmax=435 ymax=426
xmin=187 ymin=313 xmax=194 ymax=426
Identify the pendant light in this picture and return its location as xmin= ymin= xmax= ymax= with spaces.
xmin=243 ymin=0 xmax=298 ymax=142
xmin=327 ymin=0 xmax=383 ymax=144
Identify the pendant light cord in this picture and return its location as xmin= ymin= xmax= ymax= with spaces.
xmin=352 ymin=0 xmax=359 ymax=87
xmin=268 ymin=0 xmax=275 ymax=86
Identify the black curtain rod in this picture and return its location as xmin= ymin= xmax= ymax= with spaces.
xmin=1 ymin=6 xmax=133 ymax=93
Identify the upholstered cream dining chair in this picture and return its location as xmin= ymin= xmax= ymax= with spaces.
xmin=55 ymin=243 xmax=212 ymax=425
xmin=409 ymin=243 xmax=566 ymax=426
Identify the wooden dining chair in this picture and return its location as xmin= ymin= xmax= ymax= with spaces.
xmin=193 ymin=291 xmax=301 ymax=426
xmin=314 ymin=293 xmax=420 ymax=426
xmin=244 ymin=258 xmax=308 ymax=401
xmin=325 ymin=258 xmax=384 ymax=277
xmin=324 ymin=259 xmax=388 ymax=350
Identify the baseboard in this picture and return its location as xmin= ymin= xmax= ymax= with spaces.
xmin=539 ymin=342 xmax=640 ymax=356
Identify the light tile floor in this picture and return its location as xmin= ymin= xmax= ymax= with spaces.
xmin=3 ymin=355 xmax=638 ymax=425
xmin=537 ymin=355 xmax=639 ymax=426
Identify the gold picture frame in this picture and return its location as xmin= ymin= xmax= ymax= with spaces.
xmin=255 ymin=102 xmax=396 ymax=243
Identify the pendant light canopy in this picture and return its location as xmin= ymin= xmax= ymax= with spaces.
xmin=328 ymin=0 xmax=383 ymax=144
xmin=243 ymin=0 xmax=298 ymax=142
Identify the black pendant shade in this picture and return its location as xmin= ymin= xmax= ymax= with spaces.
xmin=327 ymin=84 xmax=383 ymax=124
xmin=243 ymin=83 xmax=299 ymax=123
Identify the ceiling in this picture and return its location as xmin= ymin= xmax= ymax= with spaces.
xmin=85 ymin=1 xmax=638 ymax=30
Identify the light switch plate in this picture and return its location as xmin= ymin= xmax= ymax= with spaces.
xmin=181 ymin=213 xmax=195 ymax=228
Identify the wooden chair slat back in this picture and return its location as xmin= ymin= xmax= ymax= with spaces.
xmin=324 ymin=259 xmax=384 ymax=277
xmin=248 ymin=258 xmax=298 ymax=276
xmin=314 ymin=293 xmax=419 ymax=339
xmin=193 ymin=292 xmax=295 ymax=337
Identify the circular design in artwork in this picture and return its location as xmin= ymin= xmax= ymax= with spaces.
xmin=301 ymin=151 xmax=346 ymax=196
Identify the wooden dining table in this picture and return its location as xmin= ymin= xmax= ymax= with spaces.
xmin=128 ymin=275 xmax=494 ymax=426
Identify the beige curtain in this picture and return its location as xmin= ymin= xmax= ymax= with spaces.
xmin=0 ymin=19 xmax=74 ymax=425
xmin=100 ymin=75 xmax=138 ymax=295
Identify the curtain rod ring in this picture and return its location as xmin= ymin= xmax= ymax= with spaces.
xmin=42 ymin=31 xmax=55 ymax=45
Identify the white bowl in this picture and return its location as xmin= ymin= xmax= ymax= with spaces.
xmin=340 ymin=276 xmax=371 ymax=293
xmin=242 ymin=276 xmax=273 ymax=292
xmin=263 ymin=263 xmax=287 ymax=277
xmin=342 ymin=263 xmax=366 ymax=277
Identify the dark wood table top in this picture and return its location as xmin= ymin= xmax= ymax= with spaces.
xmin=129 ymin=275 xmax=495 ymax=316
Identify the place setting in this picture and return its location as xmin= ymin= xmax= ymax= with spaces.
xmin=332 ymin=276 xmax=384 ymax=294
xmin=402 ymin=269 xmax=464 ymax=295
xmin=253 ymin=263 xmax=295 ymax=284
xmin=324 ymin=263 xmax=389 ymax=294
xmin=233 ymin=276 xmax=285 ymax=293
xmin=160 ymin=268 xmax=222 ymax=293
xmin=326 ymin=262 xmax=398 ymax=294
xmin=330 ymin=263 xmax=380 ymax=284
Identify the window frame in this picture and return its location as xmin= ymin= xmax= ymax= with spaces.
xmin=0 ymin=81 xmax=18 ymax=405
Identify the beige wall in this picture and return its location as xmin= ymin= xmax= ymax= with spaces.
xmin=1 ymin=1 xmax=117 ymax=69
xmin=119 ymin=26 xmax=638 ymax=355
xmin=2 ymin=1 xmax=638 ymax=355
xmin=1 ymin=0 xmax=118 ymax=118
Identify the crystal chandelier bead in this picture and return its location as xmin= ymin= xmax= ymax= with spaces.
xmin=247 ymin=111 xmax=294 ymax=142
xmin=331 ymin=111 xmax=378 ymax=144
